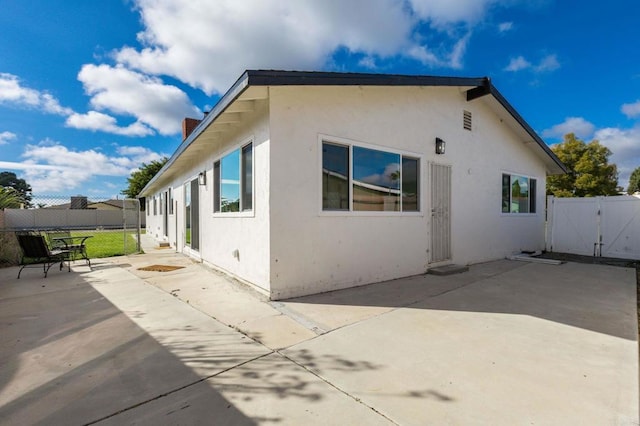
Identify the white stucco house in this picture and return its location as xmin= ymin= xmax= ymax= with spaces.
xmin=140 ymin=70 xmax=566 ymax=300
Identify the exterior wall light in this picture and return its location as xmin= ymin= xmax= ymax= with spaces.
xmin=435 ymin=137 xmax=446 ymax=155
xmin=198 ymin=171 xmax=207 ymax=186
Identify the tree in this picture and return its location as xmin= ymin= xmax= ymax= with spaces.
xmin=121 ymin=158 xmax=168 ymax=198
xmin=628 ymin=167 xmax=640 ymax=195
xmin=546 ymin=133 xmax=619 ymax=197
xmin=0 ymin=187 xmax=24 ymax=209
xmin=0 ymin=171 xmax=32 ymax=207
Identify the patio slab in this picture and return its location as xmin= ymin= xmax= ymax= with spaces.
xmin=0 ymin=260 xmax=270 ymax=425
xmin=282 ymin=262 xmax=638 ymax=425
xmin=1 ymin=243 xmax=637 ymax=425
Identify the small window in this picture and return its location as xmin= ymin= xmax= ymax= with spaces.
xmin=463 ymin=110 xmax=472 ymax=131
xmin=153 ymin=196 xmax=157 ymax=215
xmin=502 ymin=173 xmax=536 ymax=214
xmin=322 ymin=141 xmax=419 ymax=213
xmin=168 ymin=187 xmax=174 ymax=214
xmin=159 ymin=193 xmax=163 ymax=215
xmin=214 ymin=142 xmax=253 ymax=213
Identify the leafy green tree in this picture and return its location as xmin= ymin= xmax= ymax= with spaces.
xmin=547 ymin=133 xmax=618 ymax=197
xmin=0 ymin=187 xmax=24 ymax=209
xmin=627 ymin=167 xmax=640 ymax=194
xmin=0 ymin=171 xmax=32 ymax=207
xmin=121 ymin=158 xmax=168 ymax=198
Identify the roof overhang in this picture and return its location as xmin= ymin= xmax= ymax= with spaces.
xmin=140 ymin=70 xmax=566 ymax=196
xmin=465 ymin=81 xmax=567 ymax=175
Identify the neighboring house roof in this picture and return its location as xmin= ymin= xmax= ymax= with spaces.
xmin=142 ymin=70 xmax=566 ymax=195
xmin=44 ymin=199 xmax=136 ymax=210
xmin=93 ymin=199 xmax=138 ymax=209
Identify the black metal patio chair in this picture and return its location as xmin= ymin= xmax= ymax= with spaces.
xmin=46 ymin=229 xmax=92 ymax=267
xmin=17 ymin=234 xmax=71 ymax=279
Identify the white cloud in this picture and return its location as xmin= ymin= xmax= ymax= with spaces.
xmin=504 ymin=54 xmax=560 ymax=73
xmin=449 ymin=32 xmax=472 ymax=69
xmin=621 ymin=100 xmax=640 ymax=118
xmin=542 ymin=117 xmax=596 ymax=139
xmin=0 ymin=73 xmax=73 ymax=115
xmin=0 ymin=131 xmax=16 ymax=145
xmin=77 ymin=64 xmax=200 ymax=135
xmin=594 ymin=126 xmax=640 ymax=190
xmin=408 ymin=0 xmax=500 ymax=27
xmin=66 ymin=111 xmax=153 ymax=136
xmin=358 ymin=56 xmax=377 ymax=69
xmin=504 ymin=56 xmax=531 ymax=72
xmin=498 ymin=22 xmax=513 ymax=32
xmin=0 ymin=140 xmax=167 ymax=193
xmin=115 ymin=145 xmax=165 ymax=166
xmin=542 ymin=117 xmax=640 ymax=190
xmin=0 ymin=72 xmax=185 ymax=137
xmin=535 ymin=54 xmax=560 ymax=72
xmin=114 ymin=0 xmax=517 ymax=95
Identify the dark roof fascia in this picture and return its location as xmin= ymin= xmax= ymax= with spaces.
xmin=244 ymin=69 xmax=487 ymax=88
xmin=485 ymin=83 xmax=568 ymax=174
xmin=140 ymin=71 xmax=252 ymax=196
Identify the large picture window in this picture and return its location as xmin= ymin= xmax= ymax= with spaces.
xmin=214 ymin=142 xmax=253 ymax=213
xmin=502 ymin=173 xmax=536 ymax=214
xmin=322 ymin=141 xmax=420 ymax=212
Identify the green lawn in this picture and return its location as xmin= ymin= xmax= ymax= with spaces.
xmin=72 ymin=230 xmax=140 ymax=258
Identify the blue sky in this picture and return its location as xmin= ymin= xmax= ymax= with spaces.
xmin=1 ymin=0 xmax=639 ymax=198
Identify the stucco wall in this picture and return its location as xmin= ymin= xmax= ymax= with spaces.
xmin=268 ymin=85 xmax=547 ymax=299
xmin=146 ymin=100 xmax=272 ymax=294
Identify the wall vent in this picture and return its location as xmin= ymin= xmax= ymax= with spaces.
xmin=463 ymin=110 xmax=472 ymax=131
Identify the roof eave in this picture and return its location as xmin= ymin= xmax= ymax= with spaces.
xmin=140 ymin=71 xmax=252 ymax=196
xmin=486 ymin=83 xmax=567 ymax=175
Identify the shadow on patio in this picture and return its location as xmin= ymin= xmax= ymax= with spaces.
xmin=284 ymin=259 xmax=637 ymax=341
xmin=0 ymin=261 xmax=396 ymax=425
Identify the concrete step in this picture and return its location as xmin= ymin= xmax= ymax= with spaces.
xmin=427 ymin=264 xmax=469 ymax=276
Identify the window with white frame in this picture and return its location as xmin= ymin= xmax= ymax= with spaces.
xmin=214 ymin=142 xmax=253 ymax=213
xmin=502 ymin=173 xmax=536 ymax=214
xmin=322 ymin=141 xmax=419 ymax=212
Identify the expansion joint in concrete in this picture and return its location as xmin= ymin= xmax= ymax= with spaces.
xmin=274 ymin=348 xmax=400 ymax=426
xmin=84 ymin=351 xmax=274 ymax=425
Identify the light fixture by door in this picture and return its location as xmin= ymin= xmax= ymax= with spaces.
xmin=435 ymin=137 xmax=446 ymax=155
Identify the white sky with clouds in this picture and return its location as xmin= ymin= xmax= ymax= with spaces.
xmin=0 ymin=0 xmax=639 ymax=194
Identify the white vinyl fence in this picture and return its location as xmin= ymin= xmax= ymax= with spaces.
xmin=546 ymin=195 xmax=640 ymax=260
xmin=3 ymin=208 xmax=139 ymax=230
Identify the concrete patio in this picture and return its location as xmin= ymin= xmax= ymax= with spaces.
xmin=0 ymin=239 xmax=637 ymax=425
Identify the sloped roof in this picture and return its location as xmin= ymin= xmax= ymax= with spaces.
xmin=141 ymin=70 xmax=566 ymax=195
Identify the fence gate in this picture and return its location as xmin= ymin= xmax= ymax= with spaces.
xmin=547 ymin=195 xmax=640 ymax=260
